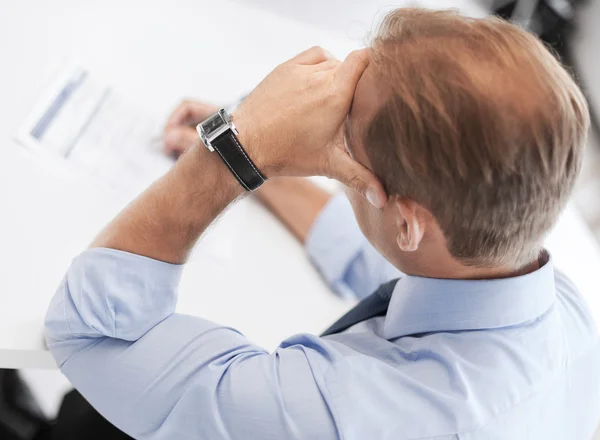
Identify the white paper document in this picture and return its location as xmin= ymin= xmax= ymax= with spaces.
xmin=15 ymin=64 xmax=173 ymax=201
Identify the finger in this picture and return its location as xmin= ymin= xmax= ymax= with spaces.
xmin=314 ymin=59 xmax=342 ymax=71
xmin=290 ymin=46 xmax=334 ymax=65
xmin=165 ymin=101 xmax=219 ymax=129
xmin=328 ymin=149 xmax=387 ymax=209
xmin=334 ymin=49 xmax=370 ymax=95
xmin=163 ymin=126 xmax=199 ymax=155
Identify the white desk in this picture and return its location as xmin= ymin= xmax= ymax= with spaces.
xmin=1 ymin=0 xmax=599 ymax=371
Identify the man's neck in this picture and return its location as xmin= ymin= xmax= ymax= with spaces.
xmin=396 ymin=247 xmax=541 ymax=280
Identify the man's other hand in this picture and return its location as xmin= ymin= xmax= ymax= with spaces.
xmin=233 ymin=47 xmax=386 ymax=208
xmin=163 ymin=100 xmax=219 ymax=156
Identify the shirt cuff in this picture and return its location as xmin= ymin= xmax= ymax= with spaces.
xmin=305 ymin=194 xmax=366 ymax=299
xmin=46 ymin=248 xmax=183 ymax=346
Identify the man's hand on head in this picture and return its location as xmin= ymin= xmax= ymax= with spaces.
xmin=233 ymin=46 xmax=386 ymax=208
xmin=93 ymin=46 xmax=386 ymax=263
xmin=163 ymin=100 xmax=219 ymax=156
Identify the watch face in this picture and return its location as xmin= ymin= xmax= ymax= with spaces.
xmin=202 ymin=112 xmax=226 ymax=137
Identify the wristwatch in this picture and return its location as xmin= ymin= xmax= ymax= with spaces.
xmin=196 ymin=108 xmax=266 ymax=191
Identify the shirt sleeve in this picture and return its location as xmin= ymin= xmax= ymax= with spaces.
xmin=305 ymin=193 xmax=402 ymax=300
xmin=45 ymin=248 xmax=338 ymax=440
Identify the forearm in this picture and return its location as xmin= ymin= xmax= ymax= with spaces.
xmin=305 ymin=194 xmax=402 ymax=299
xmin=91 ymin=144 xmax=243 ymax=264
xmin=256 ymin=178 xmax=331 ymax=243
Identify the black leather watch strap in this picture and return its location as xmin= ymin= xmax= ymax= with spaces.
xmin=211 ymin=129 xmax=266 ymax=191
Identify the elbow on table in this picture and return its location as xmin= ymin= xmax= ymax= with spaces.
xmin=44 ymin=276 xmax=101 ymax=366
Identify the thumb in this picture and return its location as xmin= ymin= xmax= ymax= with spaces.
xmin=164 ymin=126 xmax=199 ymax=155
xmin=334 ymin=49 xmax=370 ymax=97
xmin=327 ymin=149 xmax=387 ymax=209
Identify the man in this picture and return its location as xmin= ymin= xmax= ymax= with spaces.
xmin=45 ymin=8 xmax=600 ymax=440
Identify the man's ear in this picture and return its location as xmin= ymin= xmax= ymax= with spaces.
xmin=394 ymin=197 xmax=425 ymax=252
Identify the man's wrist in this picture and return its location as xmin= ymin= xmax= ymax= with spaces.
xmin=231 ymin=109 xmax=278 ymax=179
xmin=178 ymin=143 xmax=245 ymax=201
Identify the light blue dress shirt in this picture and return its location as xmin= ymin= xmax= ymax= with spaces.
xmin=45 ymin=194 xmax=600 ymax=439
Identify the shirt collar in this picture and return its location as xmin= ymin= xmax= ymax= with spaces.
xmin=383 ymin=251 xmax=556 ymax=339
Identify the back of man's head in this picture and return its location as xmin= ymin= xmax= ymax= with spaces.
xmin=363 ymin=9 xmax=589 ymax=269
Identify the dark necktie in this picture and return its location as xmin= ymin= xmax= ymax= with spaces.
xmin=321 ymin=278 xmax=400 ymax=337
